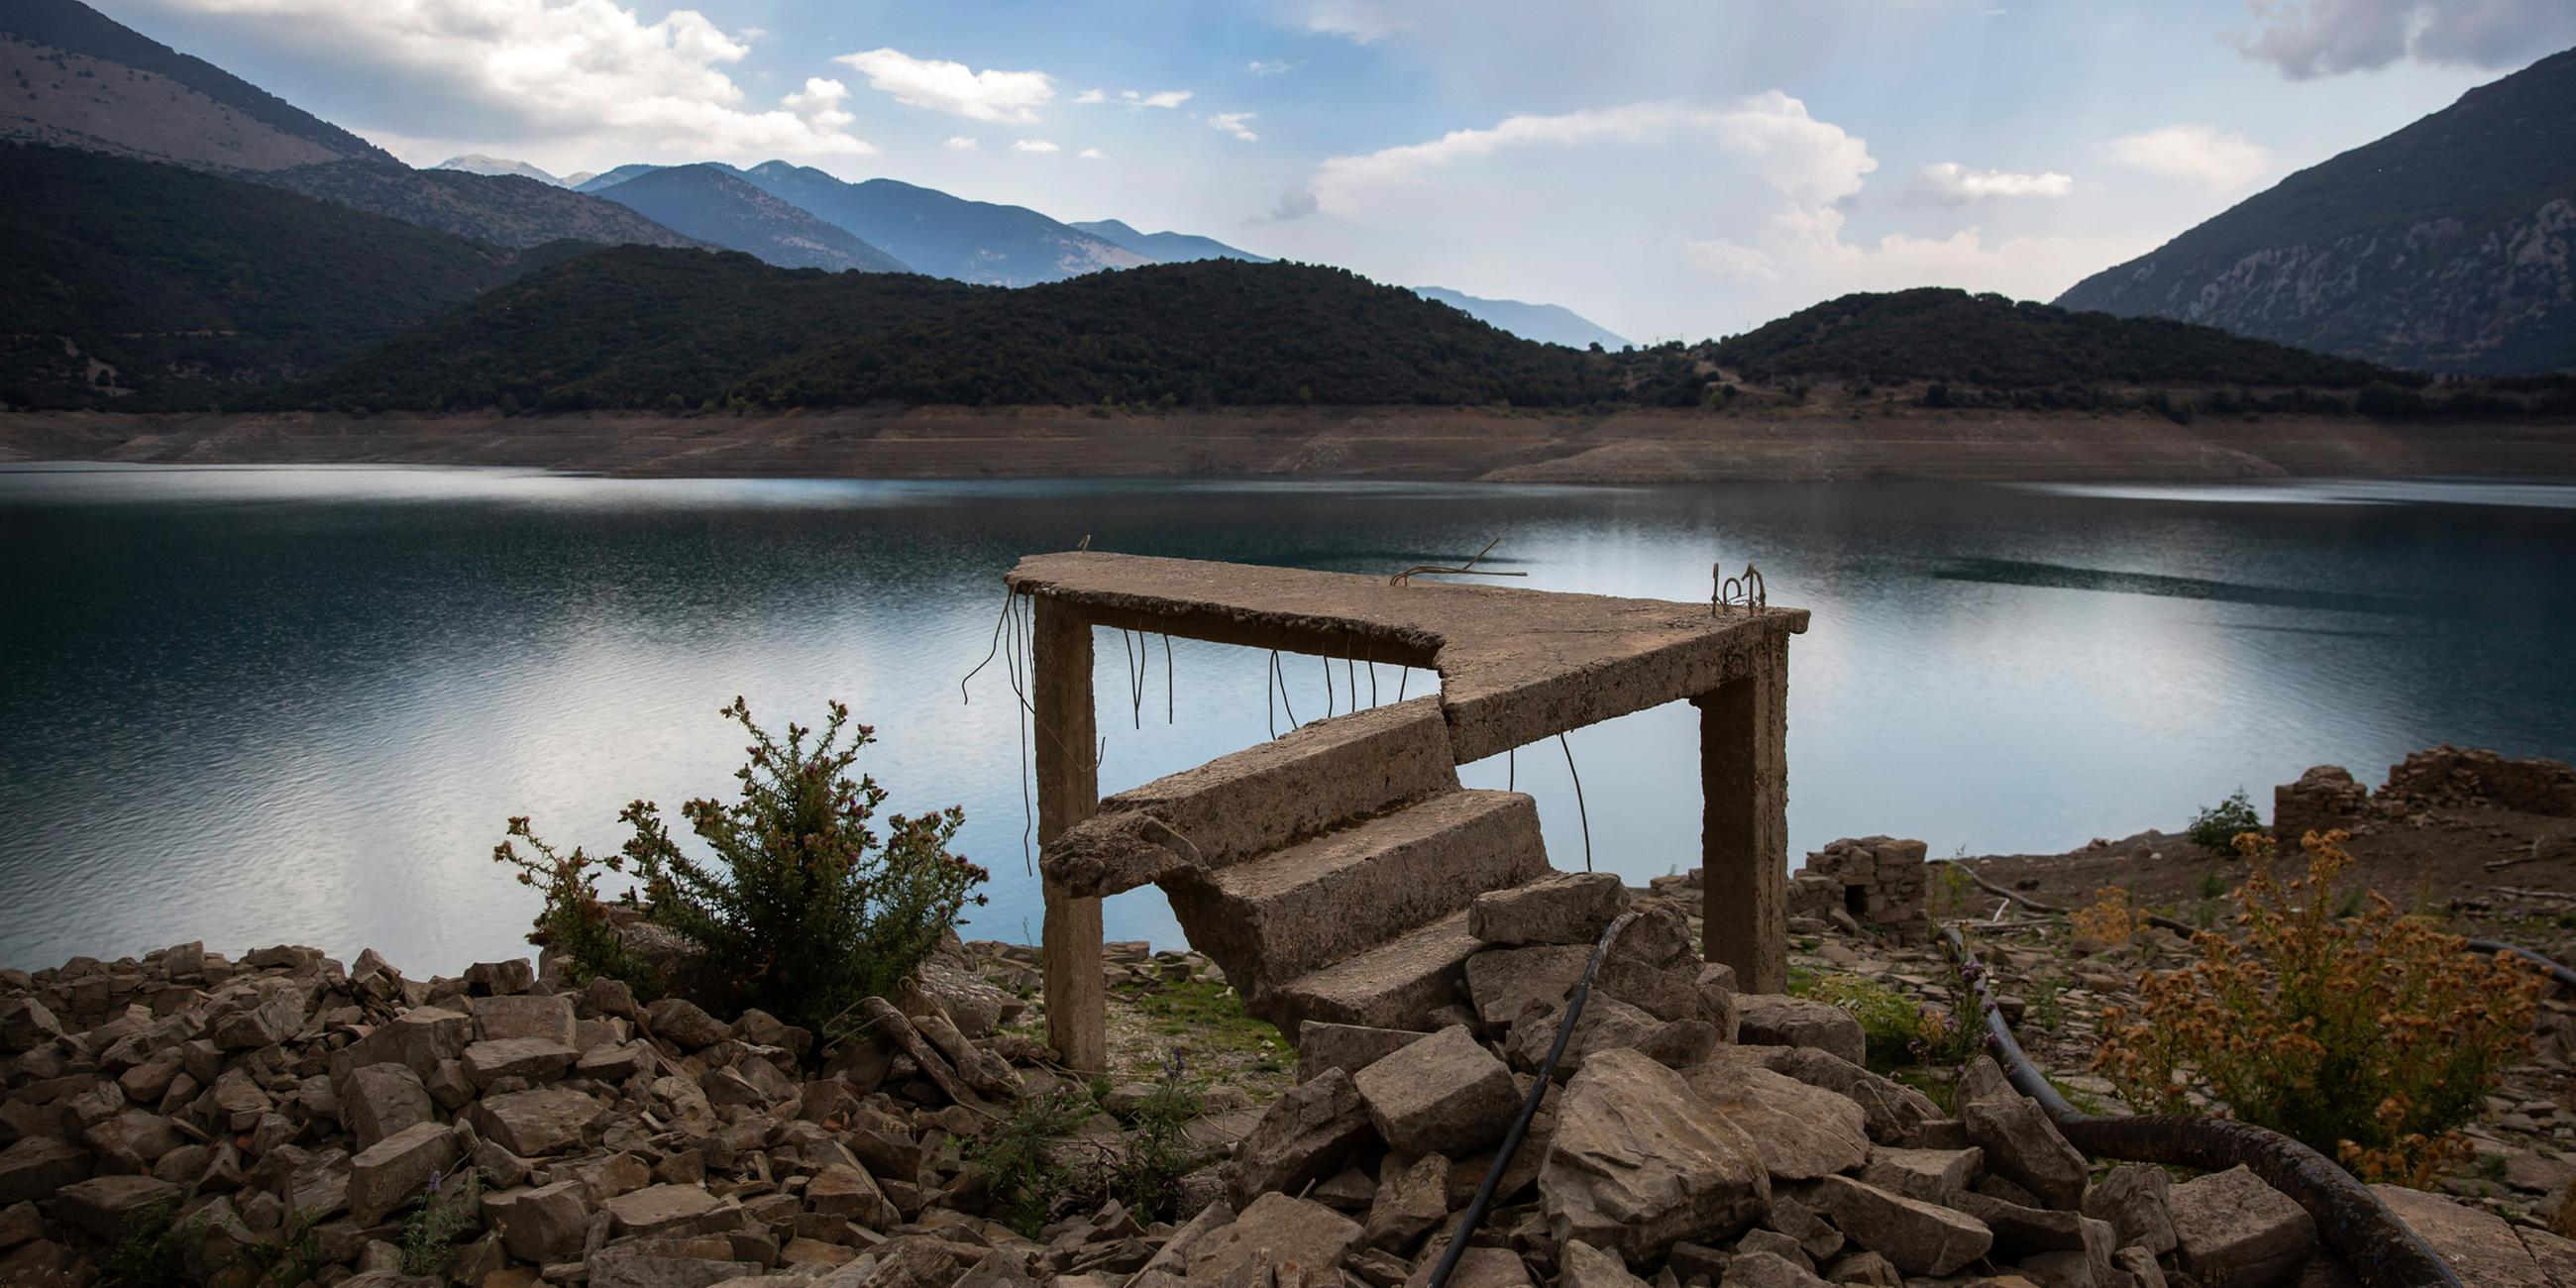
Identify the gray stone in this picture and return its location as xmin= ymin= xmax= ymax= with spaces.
xmin=1297 ymin=1022 xmax=1431 ymax=1083
xmin=2371 ymin=1185 xmax=2549 ymax=1288
xmin=2168 ymin=1165 xmax=2316 ymax=1288
xmin=212 ymin=980 xmax=308 ymax=1050
xmin=470 ymin=994 xmax=579 ymax=1045
xmin=1726 ymin=1250 xmax=1833 ymax=1288
xmin=1225 ymin=1067 xmax=1374 ymax=1209
xmin=1355 ymin=1025 xmax=1520 ymax=1157
xmin=587 ymin=1244 xmax=760 ymax=1288
xmin=605 ymin=1183 xmax=726 ymax=1236
xmin=0 ymin=1138 xmax=92 ymax=1204
xmin=1745 ymin=1045 xmax=1940 ymax=1144
xmin=1736 ymin=996 xmax=1867 ymax=1067
xmin=1405 ymin=1244 xmax=1533 ymax=1287
xmin=339 ymin=1063 xmax=433 ymax=1153
xmin=331 ymin=1007 xmax=471 ymax=1080
xmin=1505 ymin=994 xmax=1712 ymax=1078
xmin=644 ymin=998 xmax=730 ymax=1050
xmin=54 ymin=1175 xmax=180 ymax=1240
xmin=1961 ymin=1082 xmax=2089 ymax=1210
xmin=1187 ymin=1192 xmax=1363 ymax=1283
xmin=2115 ymin=1245 xmax=2169 ymax=1288
xmin=1363 ymin=1151 xmax=1449 ymax=1253
xmin=2084 ymin=1164 xmax=2177 ymax=1255
xmin=482 ymin=1180 xmax=590 ymax=1263
xmin=1825 ymin=1250 xmax=1901 ymax=1287
xmin=1468 ymin=872 xmax=1629 ymax=946
xmin=1860 ymin=1146 xmax=1983 ymax=1205
xmin=1465 ymin=944 xmax=1588 ymax=1030
xmin=1540 ymin=1047 xmax=1768 ymax=1264
xmin=1680 ymin=1061 xmax=1871 ymax=1182
xmin=1559 ymin=1240 xmax=1651 ymax=1288
xmin=1808 ymin=1174 xmax=1994 ymax=1277
xmin=462 ymin=1037 xmax=580 ymax=1087
xmin=806 ymin=1163 xmax=899 ymax=1230
xmin=472 ymin=1087 xmax=600 ymax=1157
xmin=348 ymin=1122 xmax=460 ymax=1226
xmin=0 ymin=1000 xmax=63 ymax=1053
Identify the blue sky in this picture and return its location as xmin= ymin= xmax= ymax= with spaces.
xmin=102 ymin=0 xmax=2576 ymax=342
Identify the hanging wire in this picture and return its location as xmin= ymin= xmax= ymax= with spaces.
xmin=1323 ymin=654 xmax=1335 ymax=718
xmin=1162 ymin=633 xmax=1174 ymax=724
xmin=1507 ymin=747 xmax=1515 ymax=792
xmin=1271 ymin=650 xmax=1302 ymax=729
xmin=1558 ymin=732 xmax=1593 ymax=873
xmin=1397 ymin=666 xmax=1411 ymax=700
xmin=1367 ymin=658 xmax=1379 ymax=707
xmin=958 ymin=583 xmax=1018 ymax=703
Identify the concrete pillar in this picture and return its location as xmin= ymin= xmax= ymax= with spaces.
xmin=1033 ymin=594 xmax=1106 ymax=1070
xmin=1696 ymin=632 xmax=1788 ymax=993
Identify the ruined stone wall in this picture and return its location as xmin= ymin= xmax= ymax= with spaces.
xmin=1789 ymin=836 xmax=1930 ymax=944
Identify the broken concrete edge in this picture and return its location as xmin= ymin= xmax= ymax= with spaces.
xmin=1004 ymin=550 xmax=1808 ymax=767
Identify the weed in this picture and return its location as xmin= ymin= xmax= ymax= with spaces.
xmin=2096 ymin=830 xmax=2546 ymax=1184
xmin=2025 ymin=977 xmax=2068 ymax=1031
xmin=971 ymin=1086 xmax=1096 ymax=1236
xmin=101 ymin=1202 xmax=186 ymax=1288
xmin=2187 ymin=789 xmax=2263 ymax=857
xmin=2072 ymin=887 xmax=2143 ymax=946
xmin=2200 ymin=868 xmax=2229 ymax=901
xmin=1804 ymin=973 xmax=1953 ymax=1071
xmin=238 ymin=1212 xmax=326 ymax=1288
xmin=398 ymin=1168 xmax=484 ymax=1276
xmin=1929 ymin=858 xmax=1977 ymax=920
xmin=2477 ymin=1151 xmax=2511 ymax=1183
xmin=1106 ymin=1049 xmax=1210 ymax=1221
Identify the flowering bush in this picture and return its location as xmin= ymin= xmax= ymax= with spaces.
xmin=497 ymin=698 xmax=987 ymax=1027
xmin=2071 ymin=886 xmax=2144 ymax=946
xmin=2095 ymin=829 xmax=2543 ymax=1184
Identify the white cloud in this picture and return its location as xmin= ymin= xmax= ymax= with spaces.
xmin=779 ymin=77 xmax=852 ymax=131
xmin=1079 ymin=147 xmax=1106 ymax=160
xmin=1116 ymin=89 xmax=1192 ymax=108
xmin=1011 ymin=138 xmax=1061 ymax=154
xmin=119 ymin=0 xmax=871 ymax=158
xmin=834 ymin=48 xmax=1053 ymax=123
xmin=737 ymin=26 xmax=768 ymax=41
xmin=2234 ymin=0 xmax=2576 ymax=79
xmin=2105 ymin=125 xmax=2272 ymax=190
xmin=1209 ymin=112 xmax=1261 ymax=142
xmin=1263 ymin=183 xmax=1320 ymax=222
xmin=1308 ymin=96 xmax=1873 ymax=216
xmin=1073 ymin=87 xmax=1107 ymax=105
xmin=943 ymin=135 xmax=979 ymax=151
xmin=1247 ymin=59 xmax=1294 ymax=75
xmin=1912 ymin=161 xmax=2073 ymax=203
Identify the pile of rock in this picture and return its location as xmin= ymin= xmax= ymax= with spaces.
xmin=2277 ymin=746 xmax=2576 ymax=840
xmin=1789 ymin=839 xmax=1932 ymax=944
xmin=1173 ymin=871 xmax=2322 ymax=1288
xmin=0 ymin=937 xmax=1131 ymax=1288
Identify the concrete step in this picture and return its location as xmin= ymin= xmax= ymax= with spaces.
xmin=1042 ymin=696 xmax=1458 ymax=898
xmin=1171 ymin=790 xmax=1547 ymax=990
xmin=1262 ymin=910 xmax=1483 ymax=1037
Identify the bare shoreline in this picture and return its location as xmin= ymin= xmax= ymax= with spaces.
xmin=6 ymin=405 xmax=2575 ymax=483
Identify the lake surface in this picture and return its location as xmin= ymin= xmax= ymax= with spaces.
xmin=4 ymin=466 xmax=2572 ymax=974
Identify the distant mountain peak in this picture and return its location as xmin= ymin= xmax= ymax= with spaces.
xmin=2054 ymin=47 xmax=2576 ymax=375
xmin=1070 ymin=219 xmax=1271 ymax=266
xmin=1412 ymin=286 xmax=1628 ymax=350
xmin=433 ymin=154 xmax=567 ymax=186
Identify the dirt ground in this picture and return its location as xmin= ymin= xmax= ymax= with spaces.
xmin=8 ymin=404 xmax=2576 ymax=483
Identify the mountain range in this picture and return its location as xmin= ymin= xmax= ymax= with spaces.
xmin=589 ymin=164 xmax=912 ymax=273
xmin=436 ymin=154 xmax=593 ymax=188
xmin=2057 ymin=46 xmax=2576 ymax=376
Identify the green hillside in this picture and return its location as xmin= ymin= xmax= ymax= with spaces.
xmin=265 ymin=247 xmax=984 ymax=412
xmin=0 ymin=144 xmax=537 ymax=409
xmin=1708 ymin=288 xmax=2404 ymax=388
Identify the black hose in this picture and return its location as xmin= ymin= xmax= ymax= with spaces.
xmin=1424 ymin=909 xmax=1639 ymax=1288
xmin=1940 ymin=924 xmax=2464 ymax=1288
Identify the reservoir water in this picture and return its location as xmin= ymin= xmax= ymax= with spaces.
xmin=3 ymin=465 xmax=2571 ymax=973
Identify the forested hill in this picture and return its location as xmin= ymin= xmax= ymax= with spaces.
xmin=1707 ymin=288 xmax=2404 ymax=388
xmin=270 ymin=252 xmax=1629 ymax=411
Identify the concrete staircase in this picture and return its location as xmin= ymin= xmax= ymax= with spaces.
xmin=1044 ymin=696 xmax=1564 ymax=1036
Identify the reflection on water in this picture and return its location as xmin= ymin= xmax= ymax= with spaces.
xmin=3 ymin=465 xmax=2571 ymax=973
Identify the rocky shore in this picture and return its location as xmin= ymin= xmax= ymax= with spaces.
xmin=5 ymin=747 xmax=2573 ymax=1288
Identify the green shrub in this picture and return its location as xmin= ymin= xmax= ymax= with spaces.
xmin=968 ymin=1051 xmax=1214 ymax=1235
xmin=970 ymin=1086 xmax=1096 ymax=1236
xmin=500 ymin=698 xmax=988 ymax=1028
xmin=2187 ymin=788 xmax=2263 ymax=857
xmin=1107 ymin=1051 xmax=1209 ymax=1221
xmin=101 ymin=1202 xmax=186 ymax=1288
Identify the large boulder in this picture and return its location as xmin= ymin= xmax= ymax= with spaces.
xmin=481 ymin=1180 xmax=590 ymax=1263
xmin=1807 ymin=1174 xmax=1993 ymax=1277
xmin=1297 ymin=1023 xmax=1429 ymax=1084
xmin=1860 ymin=1146 xmax=1984 ymax=1206
xmin=339 ymin=1064 xmax=434 ymax=1153
xmin=2168 ymin=1165 xmax=2316 ymax=1288
xmin=2083 ymin=1164 xmax=2177 ymax=1255
xmin=348 ymin=1122 xmax=461 ymax=1226
xmin=1186 ymin=1192 xmax=1362 ymax=1284
xmin=1363 ymin=1152 xmax=1449 ymax=1253
xmin=2371 ymin=1186 xmax=2552 ymax=1288
xmin=1736 ymin=996 xmax=1867 ymax=1067
xmin=470 ymin=995 xmax=578 ymax=1046
xmin=472 ymin=1087 xmax=602 ymax=1157
xmin=331 ymin=1008 xmax=471 ymax=1080
xmin=1468 ymin=873 xmax=1629 ymax=946
xmin=1679 ymin=1061 xmax=1871 ymax=1182
xmin=1353 ymin=1026 xmax=1520 ymax=1158
xmin=1745 ymin=1045 xmax=1941 ymax=1143
xmin=1958 ymin=1061 xmax=2088 ymax=1210
xmin=1466 ymin=945 xmax=1588 ymax=1030
xmin=1539 ymin=1047 xmax=1768 ymax=1264
xmin=54 ymin=1176 xmax=180 ymax=1240
xmin=0 ymin=1138 xmax=92 ymax=1204
xmin=1225 ymin=1068 xmax=1374 ymax=1208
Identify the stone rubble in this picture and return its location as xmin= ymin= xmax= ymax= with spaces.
xmin=1 ymin=832 xmax=2555 ymax=1288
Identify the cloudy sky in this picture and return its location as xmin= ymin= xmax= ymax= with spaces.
xmin=98 ymin=0 xmax=2576 ymax=342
